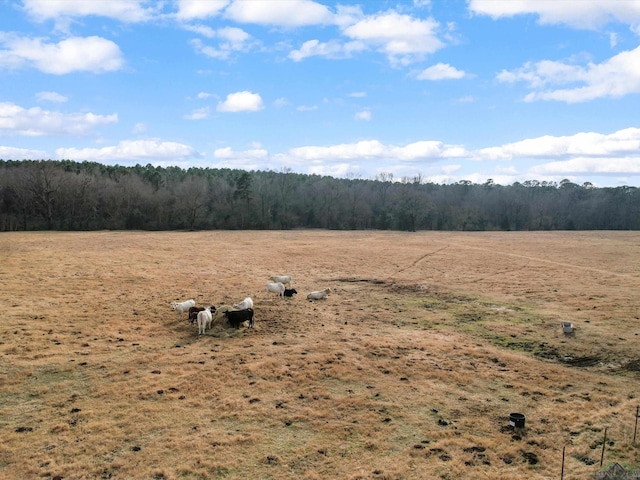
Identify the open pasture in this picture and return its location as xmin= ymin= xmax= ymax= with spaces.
xmin=1 ymin=230 xmax=639 ymax=479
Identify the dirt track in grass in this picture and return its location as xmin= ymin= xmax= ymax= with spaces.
xmin=1 ymin=230 xmax=639 ymax=479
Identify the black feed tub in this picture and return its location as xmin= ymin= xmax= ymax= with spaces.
xmin=509 ymin=413 xmax=526 ymax=428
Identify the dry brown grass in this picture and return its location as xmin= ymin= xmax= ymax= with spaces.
xmin=1 ymin=230 xmax=639 ymax=480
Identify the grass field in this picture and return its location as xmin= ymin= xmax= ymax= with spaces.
xmin=1 ymin=230 xmax=639 ymax=480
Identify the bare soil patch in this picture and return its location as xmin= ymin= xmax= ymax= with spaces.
xmin=1 ymin=230 xmax=639 ymax=479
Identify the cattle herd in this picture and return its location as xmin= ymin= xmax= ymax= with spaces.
xmin=170 ymin=275 xmax=331 ymax=335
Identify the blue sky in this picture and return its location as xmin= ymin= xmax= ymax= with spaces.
xmin=1 ymin=0 xmax=640 ymax=187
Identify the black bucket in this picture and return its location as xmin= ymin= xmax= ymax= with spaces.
xmin=509 ymin=413 xmax=525 ymax=428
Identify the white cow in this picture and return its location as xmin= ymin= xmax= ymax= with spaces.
xmin=265 ymin=282 xmax=285 ymax=299
xmin=269 ymin=275 xmax=292 ymax=286
xmin=307 ymin=288 xmax=331 ymax=300
xmin=197 ymin=307 xmax=213 ymax=335
xmin=233 ymin=297 xmax=254 ymax=310
xmin=172 ymin=299 xmax=195 ymax=317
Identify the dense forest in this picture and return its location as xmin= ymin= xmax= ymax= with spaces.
xmin=0 ymin=159 xmax=638 ymax=231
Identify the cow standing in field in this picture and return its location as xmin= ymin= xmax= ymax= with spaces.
xmin=265 ymin=282 xmax=285 ymax=299
xmin=172 ymin=299 xmax=195 ymax=318
xmin=224 ymin=308 xmax=254 ymax=329
xmin=197 ymin=307 xmax=214 ymax=335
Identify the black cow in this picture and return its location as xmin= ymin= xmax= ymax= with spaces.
xmin=283 ymin=288 xmax=298 ymax=298
xmin=224 ymin=308 xmax=254 ymax=329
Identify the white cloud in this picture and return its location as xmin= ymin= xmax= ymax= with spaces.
xmin=213 ymin=146 xmax=268 ymax=160
xmin=22 ymin=0 xmax=157 ymax=28
xmin=296 ymin=105 xmax=318 ymax=111
xmin=218 ymin=26 xmax=251 ymax=44
xmin=468 ymin=0 xmax=640 ymax=30
xmin=189 ymin=27 xmax=254 ymax=60
xmin=132 ymin=123 xmax=147 ymax=134
xmin=36 ymin=91 xmax=68 ymax=103
xmin=609 ymin=32 xmax=619 ymax=48
xmin=476 ymin=128 xmax=640 ymax=160
xmin=217 ymin=91 xmax=264 ymax=112
xmin=307 ymin=163 xmax=356 ymax=177
xmin=190 ymin=39 xmax=227 ymax=59
xmin=530 ymin=157 xmax=640 ymax=176
xmin=342 ymin=12 xmax=444 ymax=66
xmin=0 ymin=102 xmax=117 ymax=136
xmin=197 ymin=92 xmax=214 ymax=99
xmin=224 ymin=0 xmax=335 ymax=27
xmin=494 ymin=165 xmax=518 ymax=175
xmin=0 ymin=145 xmax=48 ymax=158
xmin=456 ymin=95 xmax=475 ymax=103
xmin=288 ymin=10 xmax=444 ymax=65
xmin=473 ymin=128 xmax=640 ymax=180
xmin=498 ymin=45 xmax=640 ymax=103
xmin=56 ymin=139 xmax=202 ymax=163
xmin=208 ymin=139 xmax=474 ymax=179
xmin=182 ymin=24 xmax=218 ymax=38
xmin=270 ymin=129 xmax=640 ymax=181
xmin=441 ymin=164 xmax=462 ymax=175
xmin=417 ymin=62 xmax=466 ymax=80
xmin=287 ymin=139 xmax=467 ymax=163
xmin=212 ymin=146 xmax=269 ymax=170
xmin=273 ymin=97 xmax=290 ymax=108
xmin=175 ymin=0 xmax=229 ymax=21
xmin=288 ymin=39 xmax=365 ymax=61
xmin=333 ymin=5 xmax=365 ymax=29
xmin=349 ymin=91 xmax=367 ymax=98
xmin=0 ymin=35 xmax=124 ymax=74
xmin=184 ymin=107 xmax=211 ymax=120
xmin=354 ymin=110 xmax=371 ymax=121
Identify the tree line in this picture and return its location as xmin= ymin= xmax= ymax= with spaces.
xmin=0 ymin=159 xmax=638 ymax=232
